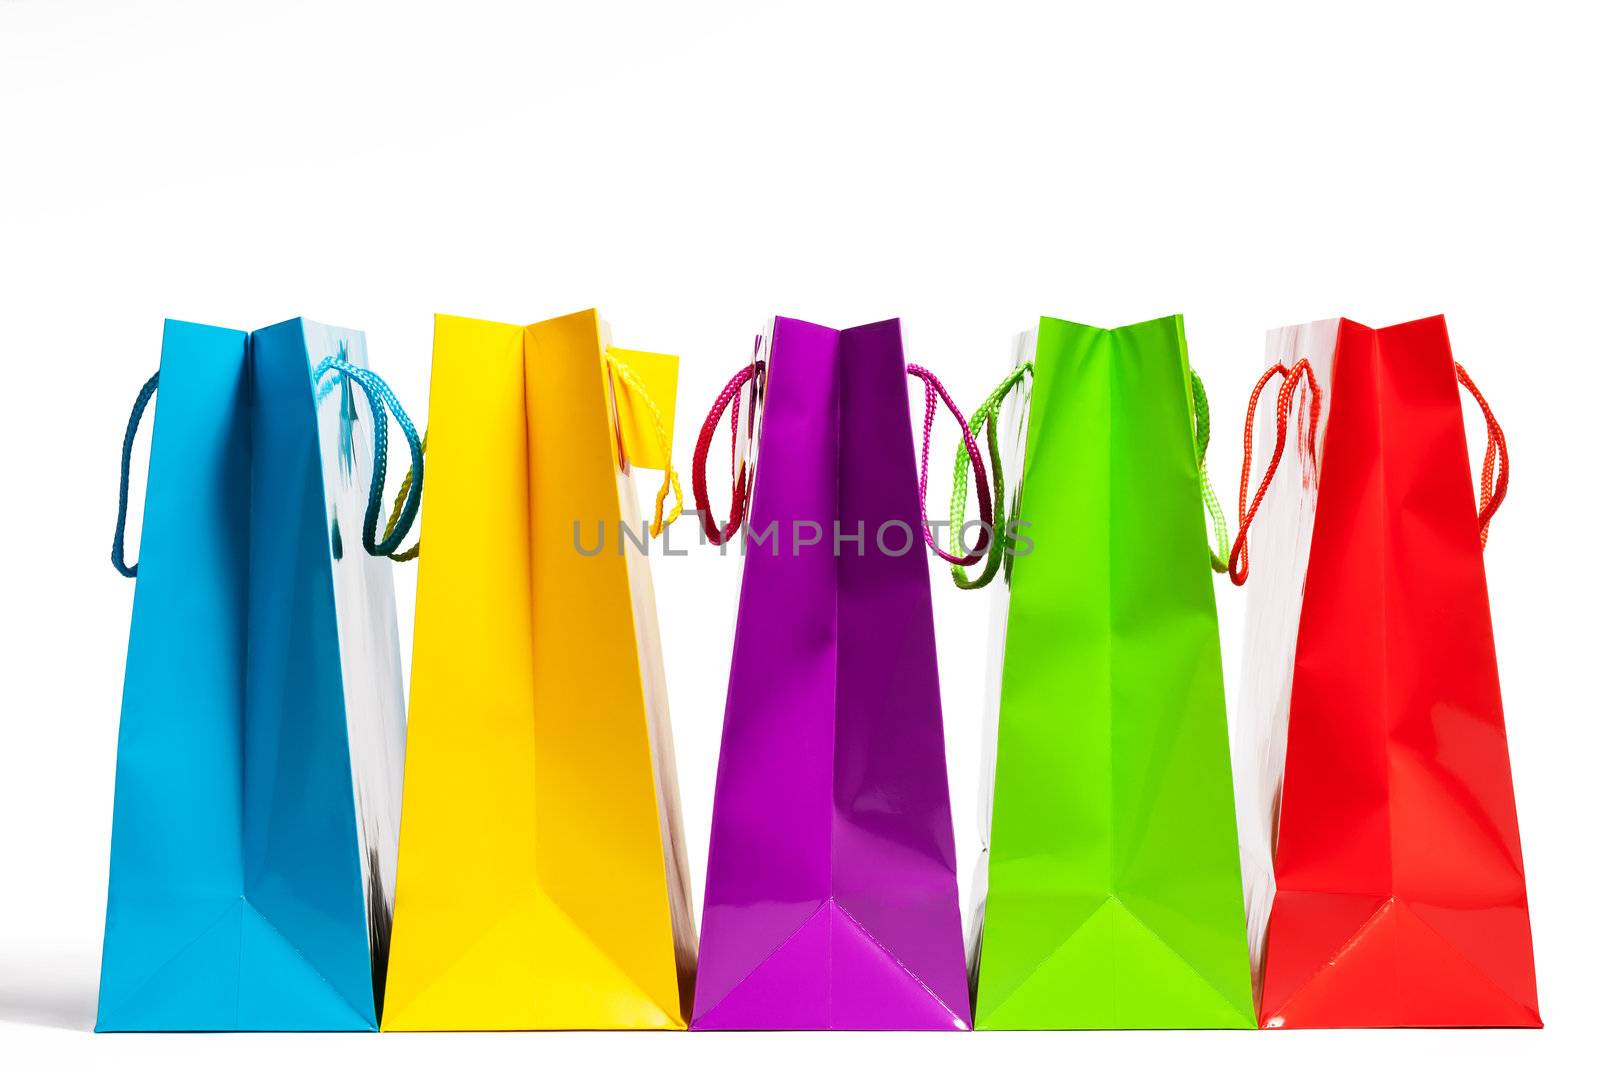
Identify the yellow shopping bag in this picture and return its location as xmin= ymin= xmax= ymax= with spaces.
xmin=382 ymin=310 xmax=695 ymax=1031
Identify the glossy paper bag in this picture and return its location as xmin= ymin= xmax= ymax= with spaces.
xmin=960 ymin=316 xmax=1255 ymax=1030
xmin=690 ymin=317 xmax=972 ymax=1031
xmin=382 ymin=310 xmax=694 ymax=1031
xmin=1232 ymin=316 xmax=1539 ymax=1028
xmin=98 ymin=319 xmax=409 ymax=1032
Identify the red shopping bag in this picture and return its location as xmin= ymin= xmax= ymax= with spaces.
xmin=1230 ymin=316 xmax=1538 ymax=1029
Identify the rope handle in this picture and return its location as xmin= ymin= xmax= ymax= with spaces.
xmin=948 ymin=362 xmax=1031 ymax=589
xmin=114 ymin=354 xmax=424 ymax=572
xmin=1228 ymin=359 xmax=1507 ymax=584
xmin=313 ymin=348 xmax=425 ymax=559
xmin=692 ymin=357 xmax=993 ymax=563
xmin=381 ymin=348 xmax=703 ymax=557
xmin=947 ymin=364 xmax=1228 ymax=586
xmin=691 ymin=360 xmax=763 ymax=545
xmin=1227 ymin=359 xmax=1322 ymax=586
xmin=378 ymin=430 xmax=425 ymax=561
xmin=1455 ymin=362 xmax=1509 ymax=547
xmin=1190 ymin=370 xmax=1232 ymax=574
xmin=605 ymin=351 xmax=685 ymax=538
xmin=111 ymin=371 xmax=161 ymax=577
xmin=908 ymin=364 xmax=993 ymax=567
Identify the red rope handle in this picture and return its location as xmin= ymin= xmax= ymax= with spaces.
xmin=907 ymin=364 xmax=993 ymax=566
xmin=691 ymin=362 xmax=761 ymax=545
xmin=1228 ymin=359 xmax=1322 ymax=586
xmin=1455 ymin=362 xmax=1509 ymax=547
xmin=694 ymin=358 xmax=994 ymax=563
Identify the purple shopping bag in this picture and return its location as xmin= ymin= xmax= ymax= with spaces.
xmin=688 ymin=317 xmax=988 ymax=1031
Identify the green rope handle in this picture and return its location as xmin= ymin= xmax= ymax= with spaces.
xmin=379 ymin=429 xmax=426 ymax=561
xmin=949 ymin=362 xmax=1033 ymax=589
xmin=1191 ymin=369 xmax=1230 ymax=573
xmin=948 ymin=364 xmax=1229 ymax=585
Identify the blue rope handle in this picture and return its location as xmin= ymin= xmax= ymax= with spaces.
xmin=312 ymin=348 xmax=425 ymax=558
xmin=112 ymin=371 xmax=161 ymax=577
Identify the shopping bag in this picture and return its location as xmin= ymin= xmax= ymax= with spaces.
xmin=382 ymin=310 xmax=694 ymax=1031
xmin=949 ymin=315 xmax=1255 ymax=1029
xmin=1230 ymin=315 xmax=1539 ymax=1028
xmin=98 ymin=318 xmax=420 ymax=1032
xmin=688 ymin=316 xmax=989 ymax=1031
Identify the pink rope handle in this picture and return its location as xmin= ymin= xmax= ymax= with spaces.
xmin=692 ymin=362 xmax=762 ymax=545
xmin=907 ymin=364 xmax=993 ymax=566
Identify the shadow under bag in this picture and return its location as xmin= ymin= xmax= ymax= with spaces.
xmin=99 ymin=318 xmax=414 ymax=1031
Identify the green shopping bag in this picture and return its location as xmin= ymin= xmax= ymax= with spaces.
xmin=951 ymin=315 xmax=1254 ymax=1030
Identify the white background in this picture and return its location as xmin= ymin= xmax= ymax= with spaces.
xmin=2 ymin=0 xmax=1596 ymax=1063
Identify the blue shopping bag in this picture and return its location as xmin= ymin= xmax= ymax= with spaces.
xmin=97 ymin=318 xmax=422 ymax=1032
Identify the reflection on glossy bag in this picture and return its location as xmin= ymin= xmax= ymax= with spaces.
xmin=958 ymin=316 xmax=1255 ymax=1030
xmin=98 ymin=319 xmax=416 ymax=1032
xmin=1231 ymin=316 xmax=1539 ymax=1028
xmin=382 ymin=310 xmax=694 ymax=1031
xmin=690 ymin=317 xmax=980 ymax=1031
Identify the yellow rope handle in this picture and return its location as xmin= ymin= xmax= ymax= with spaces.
xmin=604 ymin=351 xmax=684 ymax=537
xmin=380 ymin=429 xmax=426 ymax=561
